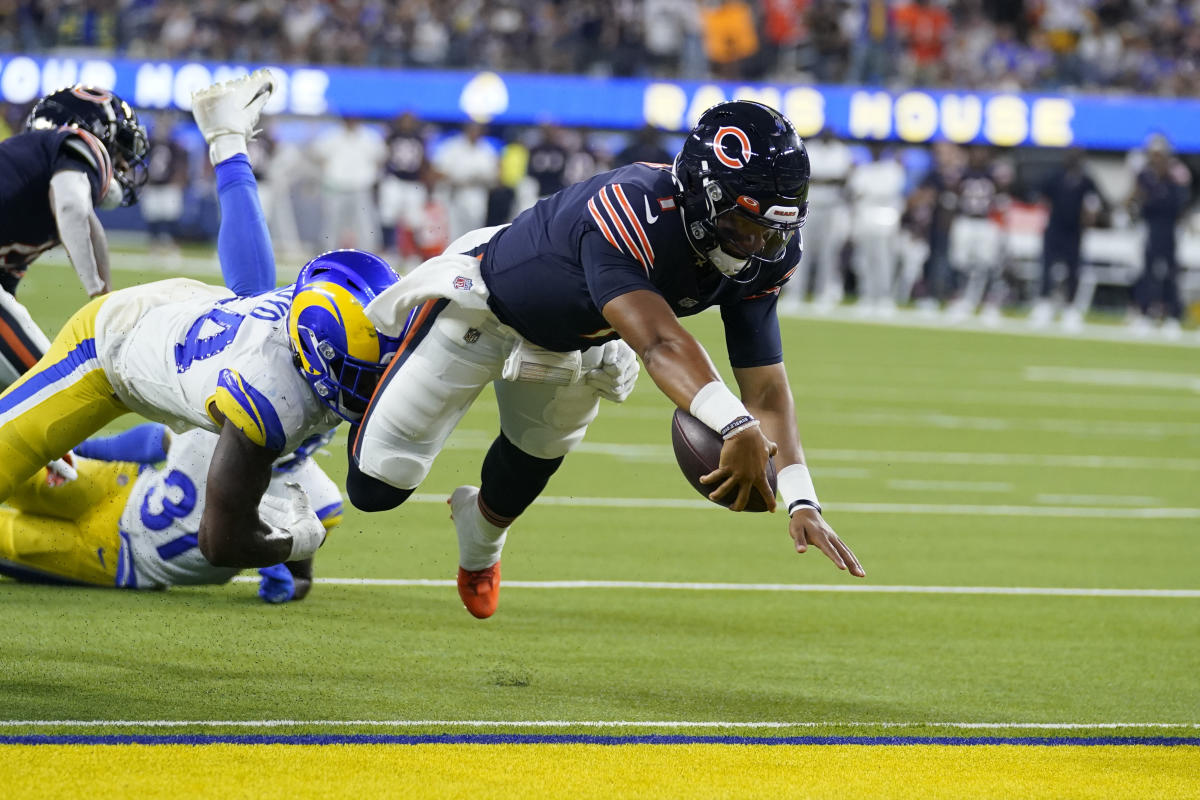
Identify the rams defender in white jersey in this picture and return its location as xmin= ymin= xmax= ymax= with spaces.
xmin=0 ymin=424 xmax=341 ymax=601
xmin=0 ymin=71 xmax=402 ymax=570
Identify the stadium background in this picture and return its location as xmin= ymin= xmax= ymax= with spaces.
xmin=1 ymin=2 xmax=1199 ymax=798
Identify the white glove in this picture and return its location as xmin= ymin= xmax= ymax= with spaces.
xmin=45 ymin=455 xmax=78 ymax=487
xmin=260 ymin=482 xmax=326 ymax=562
xmin=585 ymin=340 xmax=640 ymax=403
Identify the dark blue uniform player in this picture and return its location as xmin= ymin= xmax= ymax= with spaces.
xmin=1130 ymin=136 xmax=1191 ymax=333
xmin=0 ymin=85 xmax=147 ymax=387
xmin=352 ymin=101 xmax=865 ymax=618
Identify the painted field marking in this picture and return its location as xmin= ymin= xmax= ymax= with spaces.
xmin=225 ymin=576 xmax=1200 ymax=598
xmin=887 ymin=479 xmax=1014 ymax=493
xmin=438 ymin=432 xmax=1200 ymax=472
xmin=1024 ymin=366 xmax=1200 ymax=393
xmin=2 ymin=719 xmax=1197 ymax=730
xmin=1036 ymin=493 xmax=1161 ymax=506
xmin=407 ymin=492 xmax=1200 ymax=519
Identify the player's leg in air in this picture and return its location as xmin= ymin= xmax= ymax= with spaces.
xmin=192 ymin=69 xmax=278 ymax=296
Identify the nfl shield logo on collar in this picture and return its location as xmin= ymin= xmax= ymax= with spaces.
xmin=453 ymin=275 xmax=473 ymax=291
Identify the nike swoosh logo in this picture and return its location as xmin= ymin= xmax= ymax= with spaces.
xmin=245 ymin=83 xmax=273 ymax=108
xmin=643 ymin=196 xmax=658 ymax=224
xmin=96 ymin=547 xmax=105 ymax=568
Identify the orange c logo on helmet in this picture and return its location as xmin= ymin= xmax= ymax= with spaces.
xmin=70 ymin=86 xmax=113 ymax=105
xmin=713 ymin=126 xmax=752 ymax=169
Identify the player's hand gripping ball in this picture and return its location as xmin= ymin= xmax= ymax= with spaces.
xmin=671 ymin=409 xmax=777 ymax=511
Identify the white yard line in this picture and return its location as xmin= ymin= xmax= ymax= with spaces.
xmin=887 ymin=480 xmax=1014 ymax=493
xmin=226 ymin=576 xmax=1200 ymax=598
xmin=405 ymin=493 xmax=1200 ymax=519
xmin=2 ymin=719 xmax=1195 ymax=730
xmin=438 ymin=434 xmax=1200 ymax=472
xmin=1024 ymin=366 xmax=1200 ymax=393
xmin=1036 ymin=493 xmax=1161 ymax=506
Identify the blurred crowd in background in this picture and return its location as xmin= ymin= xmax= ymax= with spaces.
xmin=1 ymin=0 xmax=1197 ymax=335
xmin=3 ymin=0 xmax=1200 ymax=96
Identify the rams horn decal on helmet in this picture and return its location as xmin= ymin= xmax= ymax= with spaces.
xmin=287 ymin=250 xmax=401 ymax=422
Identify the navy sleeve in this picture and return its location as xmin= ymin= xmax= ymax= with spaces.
xmin=579 ymin=228 xmax=658 ymax=312
xmin=720 ymin=292 xmax=784 ymax=368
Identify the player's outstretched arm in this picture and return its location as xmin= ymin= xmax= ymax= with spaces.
xmin=48 ymin=171 xmax=110 ymax=296
xmin=733 ymin=363 xmax=865 ymax=577
xmin=602 ymin=289 xmax=775 ymax=511
xmin=199 ymin=423 xmax=324 ymax=568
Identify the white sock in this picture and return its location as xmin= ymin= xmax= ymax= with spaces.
xmin=457 ymin=503 xmax=507 ymax=571
xmin=208 ymin=133 xmax=247 ymax=166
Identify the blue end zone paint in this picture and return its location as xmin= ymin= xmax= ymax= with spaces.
xmin=2 ymin=734 xmax=1197 ymax=746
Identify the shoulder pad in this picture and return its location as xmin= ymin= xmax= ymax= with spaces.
xmin=60 ymin=129 xmax=114 ymax=196
xmin=211 ymin=369 xmax=287 ymax=452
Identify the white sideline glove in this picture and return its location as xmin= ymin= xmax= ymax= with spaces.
xmin=260 ymin=482 xmax=326 ymax=562
xmin=585 ymin=340 xmax=640 ymax=403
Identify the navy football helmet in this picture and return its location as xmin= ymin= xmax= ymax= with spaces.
xmin=673 ymin=101 xmax=810 ymax=279
xmin=288 ymin=250 xmax=402 ymax=423
xmin=26 ymin=85 xmax=149 ymax=206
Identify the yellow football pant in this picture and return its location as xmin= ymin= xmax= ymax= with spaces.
xmin=0 ymin=295 xmax=130 ymax=503
xmin=0 ymin=458 xmax=139 ymax=586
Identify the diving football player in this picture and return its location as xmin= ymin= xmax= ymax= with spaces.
xmin=352 ymin=100 xmax=864 ymax=619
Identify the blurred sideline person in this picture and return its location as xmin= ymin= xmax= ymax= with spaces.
xmin=846 ymin=142 xmax=906 ymax=316
xmin=379 ymin=112 xmax=429 ymax=270
xmin=140 ymin=115 xmax=189 ymax=257
xmin=782 ymin=129 xmax=851 ymax=312
xmin=0 ymin=71 xmax=401 ymax=570
xmin=0 ymin=85 xmax=148 ymax=389
xmin=434 ymin=122 xmax=499 ymax=240
xmin=312 ymin=116 xmax=387 ymax=251
xmin=352 ymin=101 xmax=865 ymax=621
xmin=1029 ymin=148 xmax=1105 ymax=331
xmin=1128 ymin=135 xmax=1191 ymax=338
xmin=946 ymin=146 xmax=1003 ymax=321
xmin=0 ymin=424 xmax=341 ymax=603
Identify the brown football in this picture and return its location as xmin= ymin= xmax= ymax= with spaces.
xmin=670 ymin=409 xmax=777 ymax=512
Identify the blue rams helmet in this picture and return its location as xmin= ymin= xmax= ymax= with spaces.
xmin=26 ymin=85 xmax=149 ymax=205
xmin=673 ymin=100 xmax=809 ymax=279
xmin=288 ymin=250 xmax=401 ymax=422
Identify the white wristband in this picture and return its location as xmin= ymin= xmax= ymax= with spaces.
xmin=778 ymin=464 xmax=821 ymax=515
xmin=690 ymin=381 xmax=755 ymax=439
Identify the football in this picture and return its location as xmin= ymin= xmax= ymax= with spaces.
xmin=670 ymin=409 xmax=777 ymax=512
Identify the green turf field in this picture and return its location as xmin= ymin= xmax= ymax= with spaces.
xmin=3 ymin=260 xmax=1198 ymax=742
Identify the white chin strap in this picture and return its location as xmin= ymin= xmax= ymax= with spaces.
xmin=707 ymin=246 xmax=749 ymax=277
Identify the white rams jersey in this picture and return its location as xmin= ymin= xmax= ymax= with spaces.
xmin=119 ymin=429 xmax=344 ymax=589
xmin=94 ymin=278 xmax=341 ymax=454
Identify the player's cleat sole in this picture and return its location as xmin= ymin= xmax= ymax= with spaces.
xmin=457 ymin=562 xmax=500 ymax=619
xmin=191 ymin=68 xmax=274 ymax=144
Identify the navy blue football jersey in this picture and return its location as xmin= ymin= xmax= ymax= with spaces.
xmin=0 ymin=128 xmax=112 ymax=273
xmin=475 ymin=163 xmax=800 ymax=368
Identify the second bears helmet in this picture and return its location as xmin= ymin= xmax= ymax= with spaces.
xmin=26 ymin=85 xmax=149 ymax=205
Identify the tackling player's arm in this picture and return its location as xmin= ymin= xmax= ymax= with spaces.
xmin=48 ymin=170 xmax=111 ymax=296
xmin=601 ymin=288 xmax=777 ymax=512
xmin=198 ymin=421 xmax=291 ymax=567
xmin=734 ymin=363 xmax=865 ymax=577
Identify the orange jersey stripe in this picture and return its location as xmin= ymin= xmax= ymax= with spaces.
xmin=587 ymin=197 xmax=620 ymax=250
xmin=612 ymin=185 xmax=654 ymax=268
xmin=598 ymin=188 xmax=648 ymax=273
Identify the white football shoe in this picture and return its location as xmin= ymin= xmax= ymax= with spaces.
xmin=191 ymin=69 xmax=274 ymax=164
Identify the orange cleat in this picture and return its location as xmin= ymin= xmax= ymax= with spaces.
xmin=457 ymin=562 xmax=501 ymax=619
